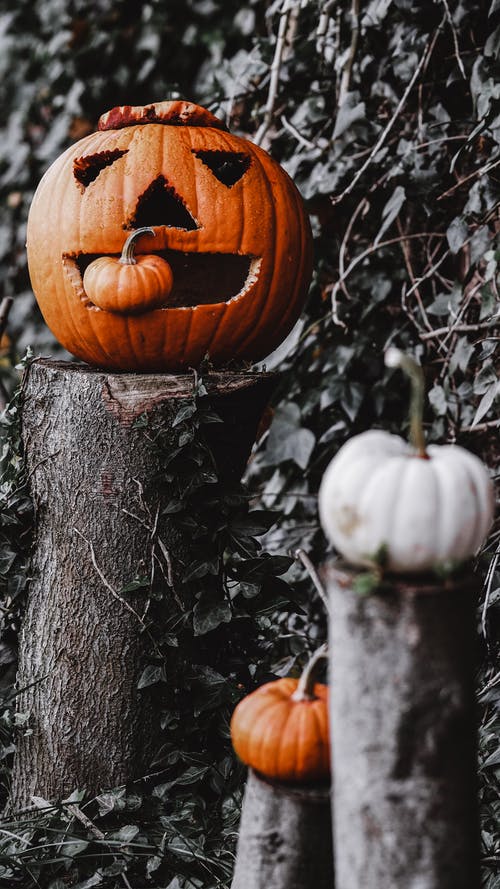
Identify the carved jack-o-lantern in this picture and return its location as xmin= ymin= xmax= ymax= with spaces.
xmin=27 ymin=101 xmax=313 ymax=372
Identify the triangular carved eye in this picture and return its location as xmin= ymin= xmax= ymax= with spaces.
xmin=73 ymin=149 xmax=128 ymax=189
xmin=128 ymin=175 xmax=199 ymax=230
xmin=193 ymin=150 xmax=251 ymax=187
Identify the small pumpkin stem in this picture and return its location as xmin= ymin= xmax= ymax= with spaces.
xmin=291 ymin=643 xmax=328 ymax=702
xmin=384 ymin=347 xmax=427 ymax=458
xmin=119 ymin=227 xmax=156 ymax=265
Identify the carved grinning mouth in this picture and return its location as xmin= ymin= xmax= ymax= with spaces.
xmin=62 ymin=250 xmax=262 ymax=311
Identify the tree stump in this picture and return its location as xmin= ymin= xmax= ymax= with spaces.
xmin=10 ymin=360 xmax=274 ymax=809
xmin=231 ymin=768 xmax=333 ymax=889
xmin=325 ymin=562 xmax=480 ymax=889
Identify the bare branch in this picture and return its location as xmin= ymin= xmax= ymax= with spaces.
xmin=330 ymin=231 xmax=446 ymax=318
xmin=254 ymin=0 xmax=300 ymax=147
xmin=294 ymin=548 xmax=330 ymax=615
xmin=336 ymin=0 xmax=360 ymax=108
xmin=332 ymin=18 xmax=445 ymax=206
xmin=437 ymin=156 xmax=500 ymax=201
xmin=440 ymin=0 xmax=467 ymax=80
xmin=420 ymin=318 xmax=499 ymax=340
xmin=0 ymin=297 xmax=13 ymax=342
xmin=73 ymin=527 xmax=147 ymax=628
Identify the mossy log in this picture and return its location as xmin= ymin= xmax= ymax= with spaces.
xmin=325 ymin=562 xmax=480 ymax=889
xmin=10 ymin=359 xmax=274 ymax=809
xmin=231 ymin=768 xmax=333 ymax=889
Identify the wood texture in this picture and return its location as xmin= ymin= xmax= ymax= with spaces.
xmin=11 ymin=360 xmax=274 ymax=809
xmin=325 ymin=562 xmax=480 ymax=889
xmin=231 ymin=768 xmax=333 ymax=889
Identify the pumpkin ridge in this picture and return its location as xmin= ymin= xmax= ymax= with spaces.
xmin=223 ymin=144 xmax=278 ymax=357
xmin=193 ymin=128 xmax=250 ymax=356
xmin=452 ymin=447 xmax=495 ymax=549
xmin=231 ymin=693 xmax=274 ymax=765
xmin=178 ymin=308 xmax=194 ymax=367
xmin=376 ymin=457 xmax=412 ymax=561
xmin=388 ymin=458 xmax=420 ymax=566
xmin=253 ymin=698 xmax=294 ymax=777
xmin=53 ymin=159 xmax=94 ymax=359
xmin=202 ymin=304 xmax=226 ymax=359
xmin=433 ymin=455 xmax=478 ymax=560
xmin=276 ymin=702 xmax=300 ymax=780
xmin=311 ymin=697 xmax=329 ymax=777
xmin=275 ymin=166 xmax=312 ymax=337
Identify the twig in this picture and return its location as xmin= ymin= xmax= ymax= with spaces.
xmin=479 ymin=666 xmax=500 ymax=695
xmin=404 ymin=244 xmax=451 ymax=300
xmin=280 ymin=114 xmax=317 ymax=149
xmin=332 ymin=19 xmax=445 ymax=205
xmin=74 ymin=528 xmax=147 ymax=628
xmin=316 ymin=0 xmax=337 ymax=58
xmin=440 ymin=0 xmax=466 ymax=79
xmin=420 ymin=318 xmax=499 ymax=340
xmin=64 ymin=803 xmax=105 ymax=840
xmin=396 ymin=218 xmax=434 ymax=333
xmin=156 ymin=537 xmax=184 ymax=611
xmin=338 ymin=196 xmax=369 ymax=299
xmin=0 ymin=297 xmax=14 ymax=411
xmin=254 ymin=0 xmax=299 ymax=147
xmin=336 ymin=0 xmax=360 ymax=108
xmin=461 ymin=418 xmax=500 ymax=433
xmin=294 ymin=548 xmax=330 ymax=614
xmin=437 ymin=155 xmax=500 ymax=201
xmin=0 ymin=296 xmax=13 ymax=341
xmin=330 ymin=231 xmax=446 ymax=316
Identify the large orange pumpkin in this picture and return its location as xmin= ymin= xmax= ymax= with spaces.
xmin=230 ymin=648 xmax=329 ymax=783
xmin=26 ymin=100 xmax=313 ymax=372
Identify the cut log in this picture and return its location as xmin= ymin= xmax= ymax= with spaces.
xmin=10 ymin=360 xmax=274 ymax=809
xmin=231 ymin=768 xmax=333 ymax=889
xmin=325 ymin=562 xmax=480 ymax=889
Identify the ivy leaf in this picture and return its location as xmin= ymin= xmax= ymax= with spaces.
xmin=374 ymin=186 xmax=406 ymax=246
xmin=264 ymin=403 xmax=316 ymax=469
xmin=137 ymin=665 xmax=166 ymax=689
xmin=332 ymin=97 xmax=365 ymax=139
xmin=472 ymin=381 xmax=499 ymax=427
xmin=193 ymin=591 xmax=231 ymax=635
xmin=428 ymin=384 xmax=449 ymax=416
xmin=446 ymin=217 xmax=468 ymax=253
xmin=172 ymin=402 xmax=197 ymax=426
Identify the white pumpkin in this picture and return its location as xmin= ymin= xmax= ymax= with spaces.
xmin=318 ymin=349 xmax=495 ymax=573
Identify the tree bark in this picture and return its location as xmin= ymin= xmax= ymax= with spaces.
xmin=325 ymin=562 xmax=480 ymax=889
xmin=11 ymin=359 xmax=274 ymax=810
xmin=231 ymin=768 xmax=333 ymax=889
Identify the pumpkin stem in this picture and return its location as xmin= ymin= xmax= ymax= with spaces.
xmin=119 ymin=227 xmax=156 ymax=265
xmin=385 ymin=347 xmax=428 ymax=458
xmin=291 ymin=644 xmax=328 ymax=702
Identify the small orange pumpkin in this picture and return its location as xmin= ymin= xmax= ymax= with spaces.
xmin=230 ymin=648 xmax=329 ymax=783
xmin=83 ymin=227 xmax=174 ymax=315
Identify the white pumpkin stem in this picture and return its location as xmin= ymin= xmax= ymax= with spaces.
xmin=385 ymin=347 xmax=427 ymax=458
xmin=291 ymin=643 xmax=328 ymax=702
xmin=119 ymin=227 xmax=155 ymax=265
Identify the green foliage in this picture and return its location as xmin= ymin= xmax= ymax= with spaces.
xmin=0 ymin=0 xmax=498 ymax=885
xmin=0 ymin=369 xmax=312 ymax=888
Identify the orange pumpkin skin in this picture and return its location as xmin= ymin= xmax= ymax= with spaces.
xmin=230 ymin=678 xmax=330 ymax=783
xmin=27 ymin=100 xmax=313 ymax=372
